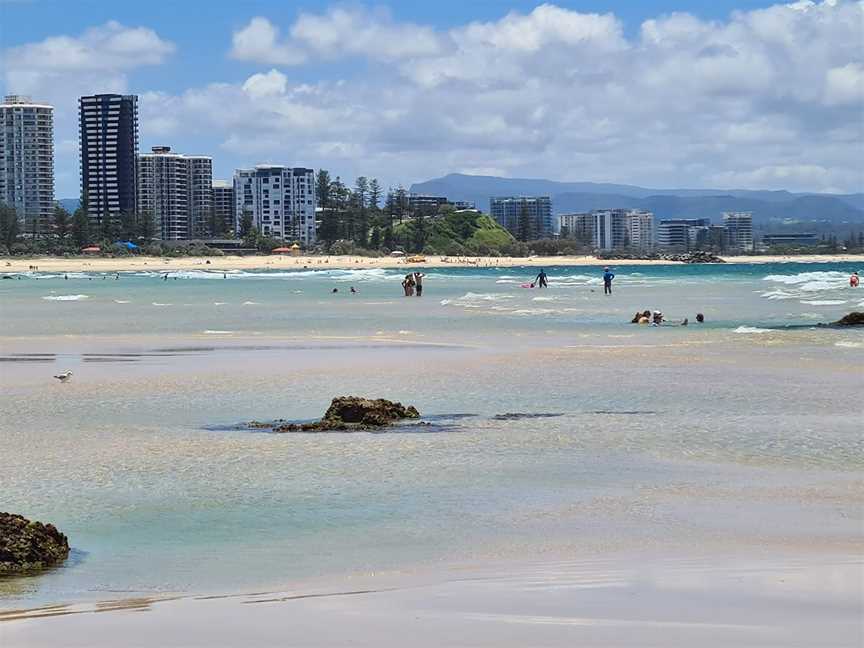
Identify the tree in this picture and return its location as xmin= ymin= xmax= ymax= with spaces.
xmin=239 ymin=209 xmax=254 ymax=239
xmin=119 ymin=210 xmax=138 ymax=241
xmin=315 ymin=170 xmax=332 ymax=209
xmin=138 ymin=210 xmax=158 ymax=241
xmin=354 ymin=176 xmax=369 ymax=209
xmin=53 ymin=205 xmax=70 ymax=240
xmin=0 ymin=204 xmax=20 ymax=249
xmin=71 ymin=207 xmax=90 ymax=248
xmin=394 ymin=186 xmax=408 ymax=223
xmin=369 ymin=178 xmax=382 ymax=210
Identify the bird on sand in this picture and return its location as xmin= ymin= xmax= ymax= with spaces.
xmin=54 ymin=370 xmax=73 ymax=383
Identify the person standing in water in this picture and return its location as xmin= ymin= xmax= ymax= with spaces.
xmin=414 ymin=272 xmax=425 ymax=297
xmin=851 ymin=272 xmax=860 ymax=288
xmin=602 ymin=267 xmax=615 ymax=295
xmin=535 ymin=269 xmax=548 ymax=288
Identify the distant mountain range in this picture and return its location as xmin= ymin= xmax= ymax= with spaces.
xmin=410 ymin=174 xmax=864 ymax=232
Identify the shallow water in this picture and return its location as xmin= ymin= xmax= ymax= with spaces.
xmin=0 ymin=262 xmax=862 ymax=608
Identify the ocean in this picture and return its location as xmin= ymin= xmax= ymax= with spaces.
xmin=1 ymin=262 xmax=862 ymax=609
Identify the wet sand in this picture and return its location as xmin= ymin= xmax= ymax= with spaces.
xmin=3 ymin=253 xmax=863 ymax=274
xmin=2 ymin=551 xmax=861 ymax=647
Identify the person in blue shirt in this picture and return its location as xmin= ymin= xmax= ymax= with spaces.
xmin=602 ymin=267 xmax=615 ymax=295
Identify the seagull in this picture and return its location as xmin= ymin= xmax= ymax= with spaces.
xmin=54 ymin=370 xmax=73 ymax=383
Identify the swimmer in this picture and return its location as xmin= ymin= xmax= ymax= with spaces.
xmin=696 ymin=313 xmax=704 ymax=323
xmin=851 ymin=272 xmax=859 ymax=288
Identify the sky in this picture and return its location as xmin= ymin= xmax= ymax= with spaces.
xmin=2 ymin=0 xmax=863 ymax=198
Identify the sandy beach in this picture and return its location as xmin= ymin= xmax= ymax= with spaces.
xmin=2 ymin=253 xmax=863 ymax=274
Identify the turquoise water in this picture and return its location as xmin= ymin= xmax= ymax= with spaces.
xmin=1 ymin=262 xmax=862 ymax=608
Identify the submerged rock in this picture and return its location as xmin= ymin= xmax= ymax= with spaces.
xmin=269 ymin=397 xmax=420 ymax=432
xmin=833 ymin=311 xmax=864 ymax=326
xmin=0 ymin=512 xmax=70 ymax=573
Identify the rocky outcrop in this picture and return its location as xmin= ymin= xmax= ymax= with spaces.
xmin=596 ymin=250 xmax=725 ymax=263
xmin=832 ymin=312 xmax=864 ymax=326
xmin=257 ymin=397 xmax=421 ymax=432
xmin=0 ymin=512 xmax=70 ymax=573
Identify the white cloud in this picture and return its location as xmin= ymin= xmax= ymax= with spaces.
xmin=230 ymin=17 xmax=306 ymax=65
xmin=231 ymin=8 xmax=441 ymax=65
xmin=8 ymin=3 xmax=864 ymax=196
xmin=242 ymin=69 xmax=289 ymax=98
xmin=824 ymin=62 xmax=864 ymax=105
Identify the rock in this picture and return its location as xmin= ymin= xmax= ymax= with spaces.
xmin=268 ymin=397 xmax=420 ymax=432
xmin=833 ymin=312 xmax=864 ymax=326
xmin=0 ymin=512 xmax=70 ymax=573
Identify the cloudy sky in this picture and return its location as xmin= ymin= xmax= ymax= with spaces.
xmin=2 ymin=0 xmax=862 ymax=197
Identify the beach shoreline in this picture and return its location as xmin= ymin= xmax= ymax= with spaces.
xmin=2 ymin=548 xmax=860 ymax=647
xmin=2 ymin=253 xmax=863 ymax=274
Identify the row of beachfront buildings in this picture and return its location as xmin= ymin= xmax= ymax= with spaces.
xmin=487 ymin=196 xmax=754 ymax=252
xmin=559 ymin=208 xmax=754 ymax=252
xmin=0 ymin=94 xmax=317 ymax=244
xmin=1 ymin=92 xmax=751 ymax=251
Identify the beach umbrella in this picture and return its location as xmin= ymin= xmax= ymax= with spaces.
xmin=81 ymin=246 xmax=101 ymax=253
xmin=271 ymin=247 xmax=293 ymax=254
xmin=116 ymin=241 xmax=139 ymax=250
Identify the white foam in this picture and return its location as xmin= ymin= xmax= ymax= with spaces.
xmin=152 ymin=302 xmax=173 ymax=306
xmin=113 ymin=300 xmax=131 ymax=304
xmin=42 ymin=294 xmax=88 ymax=301
xmin=242 ymin=301 xmax=260 ymax=305
xmin=733 ymin=326 xmax=772 ymax=334
xmin=800 ymin=300 xmax=847 ymax=306
xmin=835 ymin=341 xmax=863 ymax=348
xmin=213 ymin=302 xmax=227 ymax=306
xmin=204 ymin=330 xmax=234 ymax=335
xmin=532 ymin=296 xmax=558 ymax=302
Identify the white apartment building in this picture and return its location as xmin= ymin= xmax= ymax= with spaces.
xmin=233 ymin=166 xmax=316 ymax=244
xmin=0 ymin=95 xmax=54 ymax=235
xmin=592 ymin=209 xmax=654 ymax=253
xmin=723 ymin=212 xmax=754 ymax=252
xmin=79 ymin=94 xmax=138 ymax=225
xmin=138 ymin=146 xmax=212 ymax=240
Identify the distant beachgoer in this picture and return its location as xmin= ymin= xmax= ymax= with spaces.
xmin=638 ymin=310 xmax=651 ymax=325
xmin=350 ymin=286 xmax=357 ymax=294
xmin=64 ymin=274 xmax=68 ymax=280
xmin=403 ymin=274 xmax=415 ymax=297
xmin=223 ymin=273 xmax=227 ymax=279
xmin=163 ymin=274 xmax=168 ymax=281
xmin=696 ymin=313 xmax=704 ymax=323
xmin=681 ymin=318 xmax=689 ymax=326
xmin=631 ymin=312 xmax=642 ymax=324
xmin=652 ymin=311 xmax=664 ymax=325
xmin=851 ymin=272 xmax=860 ymax=288
xmin=535 ymin=269 xmax=548 ymax=288
xmin=414 ymin=272 xmax=425 ymax=297
xmin=332 ymin=288 xmax=339 ymax=293
xmin=602 ymin=267 xmax=615 ymax=295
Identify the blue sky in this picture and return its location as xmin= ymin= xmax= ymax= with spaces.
xmin=3 ymin=1 xmax=862 ymax=197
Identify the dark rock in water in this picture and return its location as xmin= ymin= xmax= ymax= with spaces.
xmin=270 ymin=397 xmax=420 ymax=432
xmin=833 ymin=312 xmax=864 ymax=327
xmin=596 ymin=250 xmax=725 ymax=263
xmin=0 ymin=512 xmax=70 ymax=573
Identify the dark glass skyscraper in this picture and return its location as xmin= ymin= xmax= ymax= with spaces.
xmin=79 ymin=94 xmax=138 ymax=225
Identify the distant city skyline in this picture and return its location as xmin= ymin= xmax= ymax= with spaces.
xmin=2 ymin=1 xmax=862 ymax=198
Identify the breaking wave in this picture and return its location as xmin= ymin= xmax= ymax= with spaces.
xmin=42 ymin=294 xmax=88 ymax=301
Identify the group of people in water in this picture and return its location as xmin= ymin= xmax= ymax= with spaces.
xmin=402 ymin=272 xmax=425 ymax=297
xmin=631 ymin=310 xmax=704 ymax=326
